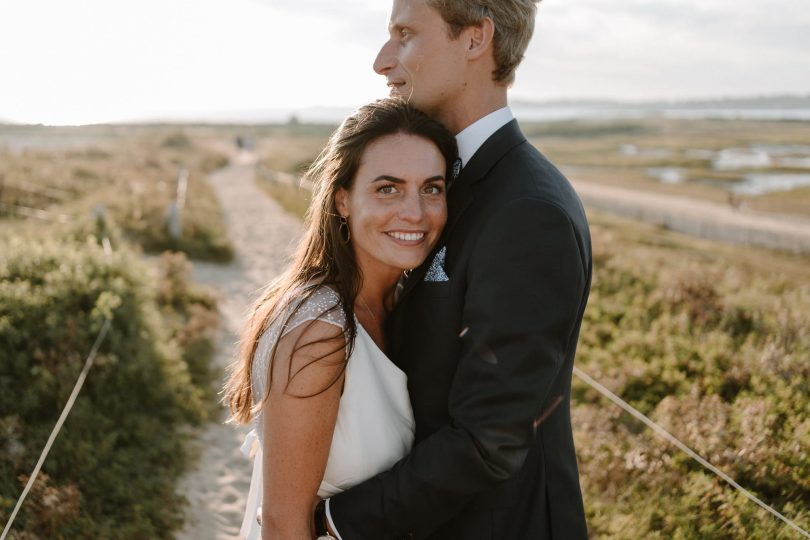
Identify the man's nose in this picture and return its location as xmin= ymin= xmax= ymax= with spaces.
xmin=374 ymin=40 xmax=395 ymax=75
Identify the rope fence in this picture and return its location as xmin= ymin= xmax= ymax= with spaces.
xmin=573 ymin=367 xmax=809 ymax=538
xmin=0 ymin=201 xmax=72 ymax=223
xmin=1 ymin=235 xmax=114 ymax=540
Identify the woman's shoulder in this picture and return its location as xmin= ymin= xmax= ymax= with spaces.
xmin=252 ymin=284 xmax=348 ymax=390
xmin=283 ymin=284 xmax=347 ymax=334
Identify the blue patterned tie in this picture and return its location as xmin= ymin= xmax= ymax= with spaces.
xmin=451 ymin=157 xmax=462 ymax=183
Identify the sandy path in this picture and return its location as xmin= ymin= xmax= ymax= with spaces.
xmin=175 ymin=151 xmax=302 ymax=540
xmin=570 ymin=178 xmax=810 ymax=253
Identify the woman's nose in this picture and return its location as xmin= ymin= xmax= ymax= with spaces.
xmin=398 ymin=192 xmax=424 ymax=222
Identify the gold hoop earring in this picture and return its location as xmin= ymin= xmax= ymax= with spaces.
xmin=339 ymin=216 xmax=351 ymax=244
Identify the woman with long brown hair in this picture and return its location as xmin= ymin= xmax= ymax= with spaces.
xmin=224 ymin=98 xmax=456 ymax=539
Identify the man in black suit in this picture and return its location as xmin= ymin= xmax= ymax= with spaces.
xmin=320 ymin=1 xmax=591 ymax=538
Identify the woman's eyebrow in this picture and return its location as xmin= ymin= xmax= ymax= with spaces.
xmin=423 ymin=175 xmax=445 ymax=183
xmin=372 ymin=175 xmax=445 ymax=184
xmin=373 ymin=175 xmax=405 ymax=183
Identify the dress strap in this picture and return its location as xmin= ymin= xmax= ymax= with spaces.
xmin=240 ymin=429 xmax=262 ymax=540
xmin=240 ymin=428 xmax=259 ymax=458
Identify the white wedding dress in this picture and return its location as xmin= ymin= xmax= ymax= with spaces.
xmin=239 ymin=286 xmax=415 ymax=539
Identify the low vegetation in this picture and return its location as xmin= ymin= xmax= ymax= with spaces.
xmin=0 ymin=127 xmax=232 ymax=261
xmin=254 ymin=167 xmax=312 ymax=218
xmin=576 ymin=212 xmax=809 ymax=539
xmin=0 ymin=239 xmax=219 ymax=539
xmin=0 ymin=127 xmax=225 ymax=538
xmin=251 ymin=126 xmax=327 ymax=218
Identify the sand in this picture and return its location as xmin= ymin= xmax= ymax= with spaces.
xmin=174 ymin=150 xmax=302 ymax=540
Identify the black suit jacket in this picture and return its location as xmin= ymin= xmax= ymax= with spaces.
xmin=330 ymin=120 xmax=591 ymax=539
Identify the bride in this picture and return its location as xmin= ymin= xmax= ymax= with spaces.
xmin=224 ymin=98 xmax=457 ymax=539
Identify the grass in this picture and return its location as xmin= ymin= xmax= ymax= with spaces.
xmin=575 ymin=210 xmax=809 ymax=538
xmin=257 ymin=133 xmax=330 ymax=175
xmin=255 ymin=172 xmax=312 ymax=219
xmin=0 ymin=126 xmax=233 ymax=261
xmin=0 ymin=125 xmax=228 ymax=538
xmin=249 ymin=126 xmax=328 ymax=219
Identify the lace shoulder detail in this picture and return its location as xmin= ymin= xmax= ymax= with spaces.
xmin=281 ymin=285 xmax=347 ymax=337
xmin=251 ymin=285 xmax=347 ymax=423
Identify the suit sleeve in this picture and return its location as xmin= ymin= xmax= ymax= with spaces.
xmin=329 ymin=197 xmax=587 ymax=539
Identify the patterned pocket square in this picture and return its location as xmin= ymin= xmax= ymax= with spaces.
xmin=424 ymin=246 xmax=449 ymax=282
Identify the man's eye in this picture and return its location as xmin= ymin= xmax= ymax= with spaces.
xmin=378 ymin=185 xmax=398 ymax=194
xmin=424 ymin=184 xmax=444 ymax=195
xmin=400 ymin=29 xmax=410 ymax=40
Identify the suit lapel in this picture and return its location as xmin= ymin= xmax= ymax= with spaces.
xmin=397 ymin=119 xmax=527 ymax=302
xmin=443 ymin=119 xmax=526 ymax=241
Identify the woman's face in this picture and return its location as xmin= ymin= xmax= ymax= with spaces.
xmin=336 ymin=132 xmax=447 ymax=281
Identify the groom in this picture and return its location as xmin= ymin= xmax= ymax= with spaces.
xmin=321 ymin=1 xmax=591 ymax=538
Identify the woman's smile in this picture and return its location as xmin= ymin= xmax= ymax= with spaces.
xmin=385 ymin=230 xmax=427 ymax=244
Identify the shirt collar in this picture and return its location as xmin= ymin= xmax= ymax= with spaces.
xmin=455 ymin=106 xmax=515 ymax=167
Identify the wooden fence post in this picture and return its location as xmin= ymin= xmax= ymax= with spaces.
xmin=167 ymin=167 xmax=189 ymax=239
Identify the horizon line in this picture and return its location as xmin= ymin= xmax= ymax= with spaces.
xmin=2 ymin=92 xmax=809 ymax=128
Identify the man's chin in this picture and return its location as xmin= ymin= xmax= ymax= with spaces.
xmin=389 ymin=85 xmax=415 ymax=100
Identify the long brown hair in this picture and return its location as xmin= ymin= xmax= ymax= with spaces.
xmin=224 ymin=98 xmax=457 ymax=424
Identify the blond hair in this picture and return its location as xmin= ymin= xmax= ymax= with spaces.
xmin=426 ymin=0 xmax=541 ymax=85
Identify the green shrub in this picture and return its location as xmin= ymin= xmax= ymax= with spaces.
xmin=153 ymin=251 xmax=220 ymax=417
xmin=575 ymin=218 xmax=810 ymax=538
xmin=109 ymin=174 xmax=234 ymax=262
xmin=0 ymin=238 xmax=218 ymax=539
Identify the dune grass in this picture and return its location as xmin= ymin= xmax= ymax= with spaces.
xmin=0 ymin=127 xmax=228 ymax=537
xmin=0 ymin=127 xmax=232 ymax=261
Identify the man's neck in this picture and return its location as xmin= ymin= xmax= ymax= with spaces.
xmin=438 ymin=84 xmax=508 ymax=135
xmin=455 ymin=106 xmax=514 ymax=167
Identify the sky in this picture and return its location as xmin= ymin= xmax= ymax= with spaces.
xmin=0 ymin=0 xmax=808 ymax=125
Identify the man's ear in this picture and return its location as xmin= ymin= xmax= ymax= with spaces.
xmin=335 ymin=188 xmax=349 ymax=218
xmin=464 ymin=17 xmax=495 ymax=61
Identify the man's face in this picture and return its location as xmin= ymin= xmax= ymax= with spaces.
xmin=374 ymin=0 xmax=469 ymax=118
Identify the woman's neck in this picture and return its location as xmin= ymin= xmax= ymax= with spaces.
xmin=354 ymin=268 xmax=401 ymax=352
xmin=357 ymin=277 xmax=397 ymax=321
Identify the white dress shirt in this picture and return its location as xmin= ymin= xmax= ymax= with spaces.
xmin=455 ymin=106 xmax=515 ymax=167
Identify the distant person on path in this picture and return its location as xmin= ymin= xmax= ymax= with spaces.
xmin=224 ymin=98 xmax=457 ymax=539
xmin=322 ymin=1 xmax=592 ymax=538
